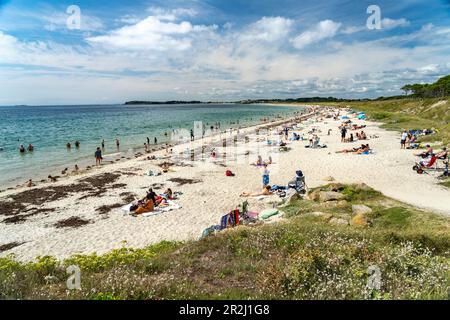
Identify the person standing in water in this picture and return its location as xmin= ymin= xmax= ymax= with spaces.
xmin=95 ymin=147 xmax=102 ymax=166
xmin=27 ymin=144 xmax=34 ymax=151
xmin=101 ymin=139 xmax=105 ymax=149
xmin=19 ymin=145 xmax=25 ymax=153
xmin=66 ymin=142 xmax=71 ymax=149
xmin=115 ymin=138 xmax=120 ymax=149
xmin=154 ymin=137 xmax=157 ymax=145
xmin=147 ymin=137 xmax=150 ymax=145
xmin=75 ymin=141 xmax=80 ymax=148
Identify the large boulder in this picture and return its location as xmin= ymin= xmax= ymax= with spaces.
xmin=307 ymin=189 xmax=321 ymax=201
xmin=352 ymin=205 xmax=373 ymax=215
xmin=319 ymin=191 xmax=345 ymax=202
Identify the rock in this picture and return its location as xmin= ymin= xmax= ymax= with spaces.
xmin=327 ymin=183 xmax=345 ymax=192
xmin=305 ymin=211 xmax=332 ymax=221
xmin=288 ymin=192 xmax=302 ymax=203
xmin=323 ymin=176 xmax=335 ymax=182
xmin=351 ymin=213 xmax=369 ymax=227
xmin=329 ymin=218 xmax=349 ymax=226
xmin=355 ymin=183 xmax=372 ymax=191
xmin=336 ymin=200 xmax=348 ymax=207
xmin=307 ymin=189 xmax=320 ymax=201
xmin=319 ymin=191 xmax=345 ymax=202
xmin=352 ymin=204 xmax=373 ymax=215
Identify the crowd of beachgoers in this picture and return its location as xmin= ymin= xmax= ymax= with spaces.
xmin=1 ymin=105 xmax=449 ymax=261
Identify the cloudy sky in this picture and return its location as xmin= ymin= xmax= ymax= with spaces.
xmin=1 ymin=0 xmax=450 ymax=105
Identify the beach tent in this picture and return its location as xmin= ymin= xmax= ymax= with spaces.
xmin=357 ymin=114 xmax=367 ymax=120
xmin=341 ymin=115 xmax=349 ymax=120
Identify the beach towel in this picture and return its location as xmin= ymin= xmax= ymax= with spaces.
xmin=260 ymin=208 xmax=279 ymax=220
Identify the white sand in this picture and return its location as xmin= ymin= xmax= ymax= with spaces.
xmin=1 ymin=107 xmax=449 ymax=261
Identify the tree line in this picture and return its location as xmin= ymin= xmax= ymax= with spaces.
xmin=401 ymin=75 xmax=450 ymax=98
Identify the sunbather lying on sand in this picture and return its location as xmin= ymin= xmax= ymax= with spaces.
xmin=240 ymin=185 xmax=272 ymax=197
xmin=336 ymin=144 xmax=370 ymax=154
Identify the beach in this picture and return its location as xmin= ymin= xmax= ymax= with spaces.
xmin=1 ymin=106 xmax=449 ymax=262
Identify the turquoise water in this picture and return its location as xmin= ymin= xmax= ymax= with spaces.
xmin=0 ymin=103 xmax=302 ymax=187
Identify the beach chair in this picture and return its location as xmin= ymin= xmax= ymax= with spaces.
xmin=413 ymin=156 xmax=438 ymax=174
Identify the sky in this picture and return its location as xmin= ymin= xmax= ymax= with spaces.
xmin=0 ymin=0 xmax=450 ymax=105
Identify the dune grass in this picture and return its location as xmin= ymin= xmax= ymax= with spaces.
xmin=0 ymin=184 xmax=448 ymax=300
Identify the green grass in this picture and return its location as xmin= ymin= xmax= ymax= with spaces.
xmin=439 ymin=179 xmax=450 ymax=189
xmin=0 ymin=184 xmax=448 ymax=300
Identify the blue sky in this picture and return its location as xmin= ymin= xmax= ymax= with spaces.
xmin=1 ymin=0 xmax=450 ymax=105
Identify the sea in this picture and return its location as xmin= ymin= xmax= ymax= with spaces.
xmin=0 ymin=103 xmax=303 ymax=188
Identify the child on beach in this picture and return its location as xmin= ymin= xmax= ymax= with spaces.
xmin=95 ymin=147 xmax=102 ymax=165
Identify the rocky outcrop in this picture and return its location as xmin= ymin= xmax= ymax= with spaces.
xmin=319 ymin=191 xmax=345 ymax=202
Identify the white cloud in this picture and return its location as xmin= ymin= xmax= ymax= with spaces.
xmin=241 ymin=16 xmax=294 ymax=42
xmin=87 ymin=15 xmax=216 ymax=51
xmin=147 ymin=7 xmax=197 ymax=21
xmin=291 ymin=20 xmax=341 ymax=49
xmin=1 ymin=14 xmax=450 ymax=104
xmin=381 ymin=18 xmax=410 ymax=30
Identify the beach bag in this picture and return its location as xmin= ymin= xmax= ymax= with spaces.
xmin=225 ymin=170 xmax=235 ymax=176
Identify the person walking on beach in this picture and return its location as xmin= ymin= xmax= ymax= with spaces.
xmin=401 ymin=129 xmax=408 ymax=149
xmin=340 ymin=126 xmax=347 ymax=143
xmin=147 ymin=137 xmax=150 ymax=145
xmin=190 ymin=129 xmax=194 ymax=141
xmin=95 ymin=147 xmax=102 ymax=166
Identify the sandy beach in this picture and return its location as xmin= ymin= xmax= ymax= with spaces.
xmin=1 ymin=106 xmax=449 ymax=261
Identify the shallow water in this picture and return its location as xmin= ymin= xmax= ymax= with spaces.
xmin=0 ymin=103 xmax=302 ymax=187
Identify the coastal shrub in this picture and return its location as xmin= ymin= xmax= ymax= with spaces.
xmin=340 ymin=184 xmax=382 ymax=202
xmin=63 ymin=241 xmax=180 ymax=272
xmin=372 ymin=112 xmax=391 ymax=120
